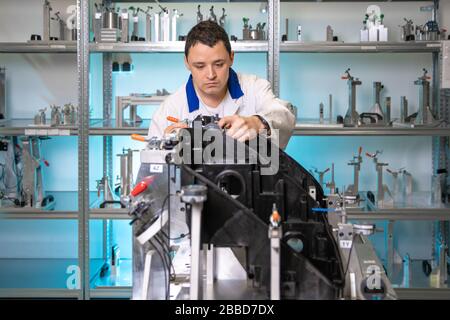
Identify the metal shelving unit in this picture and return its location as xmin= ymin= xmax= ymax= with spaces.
xmin=0 ymin=120 xmax=78 ymax=136
xmin=1 ymin=0 xmax=448 ymax=300
xmin=90 ymin=40 xmax=268 ymax=53
xmin=0 ymin=41 xmax=77 ymax=53
xmin=280 ymin=41 xmax=442 ymax=53
xmin=292 ymin=125 xmax=450 ymax=136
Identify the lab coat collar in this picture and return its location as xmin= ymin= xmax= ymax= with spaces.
xmin=185 ymin=68 xmax=244 ymax=113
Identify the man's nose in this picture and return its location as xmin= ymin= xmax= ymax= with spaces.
xmin=206 ymin=65 xmax=216 ymax=79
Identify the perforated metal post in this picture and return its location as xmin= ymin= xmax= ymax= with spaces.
xmin=78 ymin=0 xmax=90 ymax=300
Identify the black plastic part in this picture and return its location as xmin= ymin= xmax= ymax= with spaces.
xmin=422 ymin=260 xmax=432 ymax=277
xmin=138 ymin=37 xmax=145 ymax=41
xmin=281 ymin=34 xmax=287 ymax=41
xmin=437 ymin=168 xmax=447 ymax=175
xmin=99 ymin=263 xmax=110 ymax=278
xmin=122 ymin=62 xmax=131 ymax=72
xmin=333 ymin=36 xmax=338 ymax=42
xmin=230 ymin=35 xmax=238 ymax=41
xmin=41 ymin=195 xmax=55 ymax=208
xmin=178 ymin=122 xmax=345 ymax=299
xmin=0 ymin=141 xmax=8 ymax=152
xmin=336 ymin=115 xmax=344 ymax=124
xmin=367 ymin=191 xmax=375 ymax=204
xmin=99 ymin=200 xmax=126 ymax=209
xmin=50 ymin=37 xmax=58 ymax=41
xmin=112 ymin=62 xmax=120 ymax=72
xmin=359 ymin=112 xmax=383 ymax=124
xmin=30 ymin=34 xmax=42 ymax=41
xmin=131 ymin=35 xmax=138 ymax=41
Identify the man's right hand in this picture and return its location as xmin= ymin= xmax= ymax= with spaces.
xmin=164 ymin=122 xmax=189 ymax=135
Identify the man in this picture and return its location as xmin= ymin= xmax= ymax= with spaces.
xmin=148 ymin=21 xmax=295 ymax=149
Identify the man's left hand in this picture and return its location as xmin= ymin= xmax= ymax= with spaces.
xmin=218 ymin=115 xmax=265 ymax=142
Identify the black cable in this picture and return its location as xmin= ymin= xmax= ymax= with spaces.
xmin=155 ymin=233 xmax=176 ymax=281
xmin=148 ymin=238 xmax=169 ymax=300
xmin=161 ymin=230 xmax=190 ymax=241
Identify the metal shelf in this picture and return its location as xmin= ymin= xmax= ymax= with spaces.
xmin=0 ymin=41 xmax=77 ymax=53
xmin=348 ymin=208 xmax=450 ymax=221
xmin=281 ymin=41 xmax=442 ymax=53
xmin=0 ymin=192 xmax=79 ymax=219
xmin=395 ymin=288 xmax=450 ymax=300
xmin=292 ymin=125 xmax=450 ymax=136
xmin=0 ymin=119 xmax=78 ymax=136
xmin=88 ymin=120 xmax=450 ymax=137
xmin=0 ymin=288 xmax=80 ymax=299
xmin=90 ymin=208 xmax=130 ymax=220
xmin=89 ymin=119 xmax=148 ymax=136
xmin=90 ymin=40 xmax=268 ymax=53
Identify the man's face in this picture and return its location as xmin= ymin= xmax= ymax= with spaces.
xmin=185 ymin=41 xmax=234 ymax=97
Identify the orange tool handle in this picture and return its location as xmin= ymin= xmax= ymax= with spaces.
xmin=323 ymin=168 xmax=330 ymax=174
xmin=358 ymin=146 xmax=362 ymax=156
xmin=271 ymin=210 xmax=281 ymax=224
xmin=131 ymin=176 xmax=155 ymax=197
xmin=366 ymin=152 xmax=373 ymax=158
xmin=131 ymin=134 xmax=146 ymax=142
xmin=166 ymin=116 xmax=180 ymax=123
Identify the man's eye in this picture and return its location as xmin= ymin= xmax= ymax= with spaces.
xmin=215 ymin=63 xmax=224 ymax=67
xmin=195 ymin=65 xmax=204 ymax=69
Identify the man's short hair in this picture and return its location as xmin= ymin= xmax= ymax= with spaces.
xmin=185 ymin=21 xmax=232 ymax=58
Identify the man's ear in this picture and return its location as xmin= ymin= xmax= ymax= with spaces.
xmin=184 ymin=55 xmax=191 ymax=72
xmin=229 ymin=51 xmax=235 ymax=66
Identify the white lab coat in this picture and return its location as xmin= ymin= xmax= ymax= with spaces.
xmin=147 ymin=72 xmax=295 ymax=149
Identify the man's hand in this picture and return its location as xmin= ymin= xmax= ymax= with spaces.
xmin=164 ymin=122 xmax=189 ymax=135
xmin=218 ymin=115 xmax=265 ymax=142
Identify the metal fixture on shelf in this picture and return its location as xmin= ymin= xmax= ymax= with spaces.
xmin=51 ymin=11 xmax=66 ymax=41
xmin=360 ymin=5 xmax=388 ymax=42
xmin=311 ymin=166 xmax=330 ymax=189
xmin=97 ymin=176 xmax=123 ymax=208
xmin=115 ymin=91 xmax=169 ymax=128
xmin=414 ymin=68 xmax=437 ymax=126
xmin=21 ymin=137 xmax=55 ymax=210
xmin=342 ymin=68 xmax=362 ymax=127
xmin=116 ymin=148 xmax=137 ymax=205
xmin=0 ymin=67 xmax=5 ymax=119
xmin=219 ymin=8 xmax=227 ymax=29
xmin=120 ymin=8 xmax=130 ymax=43
xmin=144 ymin=6 xmax=153 ymax=43
xmin=50 ymin=105 xmax=62 ymax=126
xmin=93 ymin=3 xmax=102 ymax=42
xmin=208 ymin=6 xmax=217 ymax=23
xmin=386 ymin=167 xmax=405 ymax=204
xmin=171 ymin=9 xmax=182 ymax=42
xmin=130 ymin=7 xmax=141 ymax=41
xmin=325 ymin=163 xmax=336 ymax=194
xmin=366 ymin=150 xmax=392 ymax=206
xmin=196 ymin=5 xmax=203 ymax=24
xmin=42 ymin=0 xmax=52 ymax=42
xmin=346 ymin=147 xmax=363 ymax=197
xmin=34 ymin=108 xmax=47 ymax=125
xmin=400 ymin=18 xmax=415 ymax=41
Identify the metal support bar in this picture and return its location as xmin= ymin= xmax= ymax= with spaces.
xmin=386 ymin=220 xmax=394 ymax=277
xmin=206 ymin=244 xmax=215 ymax=285
xmin=269 ymin=225 xmax=281 ymax=300
xmin=268 ymin=0 xmax=280 ymax=96
xmin=78 ymin=0 xmax=90 ymax=300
